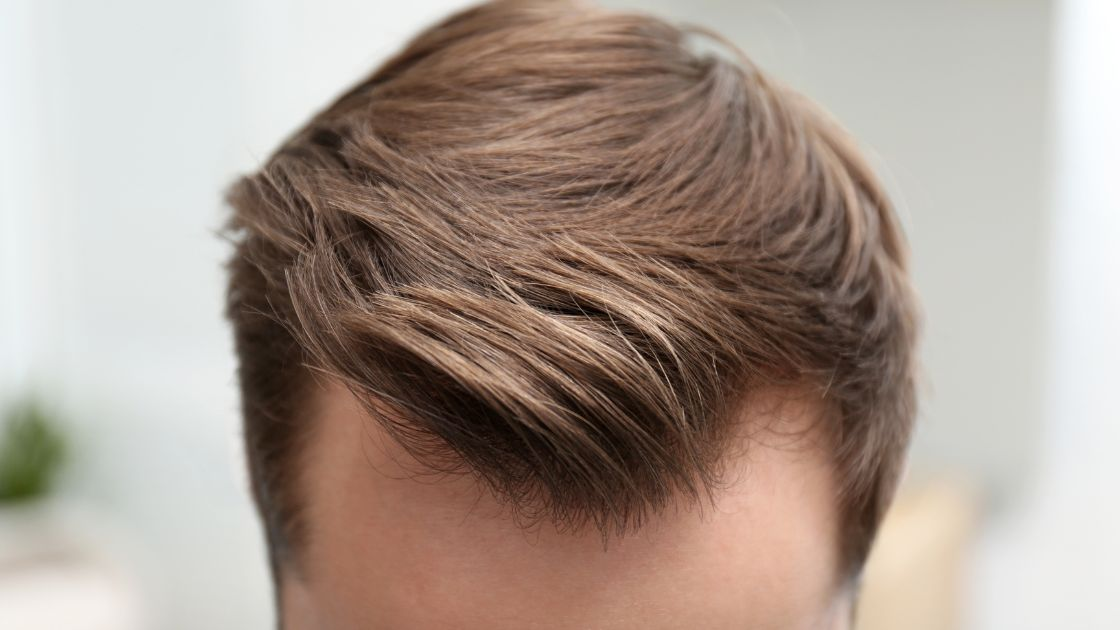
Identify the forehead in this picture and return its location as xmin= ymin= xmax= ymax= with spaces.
xmin=287 ymin=381 xmax=847 ymax=630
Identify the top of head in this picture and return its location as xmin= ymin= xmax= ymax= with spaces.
xmin=224 ymin=0 xmax=918 ymax=581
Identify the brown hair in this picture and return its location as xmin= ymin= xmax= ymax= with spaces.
xmin=225 ymin=0 xmax=918 ymax=579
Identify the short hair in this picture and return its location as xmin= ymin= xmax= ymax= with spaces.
xmin=224 ymin=0 xmax=919 ymax=580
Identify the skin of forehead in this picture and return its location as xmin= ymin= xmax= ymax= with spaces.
xmin=281 ymin=380 xmax=850 ymax=630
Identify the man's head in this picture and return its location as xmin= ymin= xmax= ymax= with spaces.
xmin=225 ymin=1 xmax=919 ymax=627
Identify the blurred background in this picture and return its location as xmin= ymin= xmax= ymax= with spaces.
xmin=1 ymin=0 xmax=1116 ymax=628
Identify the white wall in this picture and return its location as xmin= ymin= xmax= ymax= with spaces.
xmin=1 ymin=1 xmax=471 ymax=628
xmin=971 ymin=0 xmax=1120 ymax=627
xmin=0 ymin=0 xmax=51 ymax=402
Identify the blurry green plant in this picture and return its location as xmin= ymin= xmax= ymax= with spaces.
xmin=0 ymin=398 xmax=67 ymax=503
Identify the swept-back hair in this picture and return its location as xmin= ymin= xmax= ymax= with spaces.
xmin=225 ymin=0 xmax=919 ymax=578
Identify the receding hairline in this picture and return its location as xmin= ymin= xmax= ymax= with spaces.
xmin=293 ymin=375 xmax=847 ymax=565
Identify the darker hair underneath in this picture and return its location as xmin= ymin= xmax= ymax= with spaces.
xmin=225 ymin=0 xmax=919 ymax=581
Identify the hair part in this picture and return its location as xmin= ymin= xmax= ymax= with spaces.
xmin=225 ymin=0 xmax=919 ymax=579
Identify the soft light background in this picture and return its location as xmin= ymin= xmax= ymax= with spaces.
xmin=0 ymin=0 xmax=1116 ymax=628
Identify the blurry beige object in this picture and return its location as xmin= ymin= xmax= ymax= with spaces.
xmin=857 ymin=480 xmax=979 ymax=630
xmin=0 ymin=500 xmax=143 ymax=630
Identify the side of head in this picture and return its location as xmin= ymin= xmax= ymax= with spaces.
xmin=224 ymin=1 xmax=919 ymax=628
